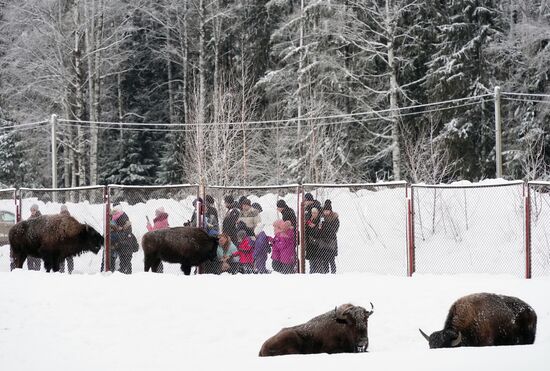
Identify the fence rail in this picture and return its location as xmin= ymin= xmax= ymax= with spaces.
xmin=0 ymin=181 xmax=548 ymax=277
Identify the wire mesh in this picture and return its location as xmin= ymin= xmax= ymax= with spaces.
xmin=528 ymin=182 xmax=550 ymax=278
xmin=204 ymin=185 xmax=300 ymax=274
xmin=0 ymin=189 xmax=17 ymax=272
xmin=18 ymin=187 xmax=106 ymax=273
xmin=302 ymin=183 xmax=408 ymax=275
xmin=107 ymin=184 xmax=200 ymax=274
xmin=412 ymin=182 xmax=526 ymax=276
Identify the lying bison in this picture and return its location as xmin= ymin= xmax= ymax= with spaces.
xmin=9 ymin=214 xmax=104 ymax=272
xmin=141 ymin=226 xmax=218 ymax=275
xmin=259 ymin=303 xmax=374 ymax=356
xmin=419 ymin=292 xmax=537 ymax=348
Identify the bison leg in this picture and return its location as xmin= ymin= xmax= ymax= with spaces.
xmin=12 ymin=251 xmax=26 ymax=270
xmin=181 ymin=264 xmax=192 ymax=275
xmin=153 ymin=261 xmax=163 ymax=273
xmin=144 ymin=255 xmax=162 ymax=273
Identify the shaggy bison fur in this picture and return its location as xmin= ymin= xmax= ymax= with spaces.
xmin=9 ymin=214 xmax=104 ymax=272
xmin=259 ymin=303 xmax=374 ymax=356
xmin=419 ymin=292 xmax=537 ymax=348
xmin=141 ymin=226 xmax=218 ymax=275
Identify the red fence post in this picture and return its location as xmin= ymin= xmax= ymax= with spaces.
xmin=298 ymin=185 xmax=305 ymax=274
xmin=524 ymin=182 xmax=532 ymax=279
xmin=104 ymin=186 xmax=111 ymax=272
xmin=407 ymin=185 xmax=415 ymax=277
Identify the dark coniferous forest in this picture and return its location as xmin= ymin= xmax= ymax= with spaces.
xmin=0 ymin=0 xmax=548 ymax=188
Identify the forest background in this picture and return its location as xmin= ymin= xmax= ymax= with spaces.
xmin=0 ymin=0 xmax=548 ymax=188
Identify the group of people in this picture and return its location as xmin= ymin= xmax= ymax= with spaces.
xmin=205 ymin=195 xmax=298 ymax=275
xmin=16 ymin=192 xmax=339 ymax=275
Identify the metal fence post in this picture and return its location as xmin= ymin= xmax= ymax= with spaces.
xmin=104 ymin=186 xmax=111 ymax=272
xmin=407 ymin=185 xmax=415 ymax=277
xmin=524 ymin=181 xmax=532 ymax=279
xmin=298 ymin=185 xmax=305 ymax=274
xmin=494 ymin=86 xmax=503 ymax=178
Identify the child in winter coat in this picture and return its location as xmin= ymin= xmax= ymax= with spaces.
xmin=253 ymin=231 xmax=272 ymax=274
xmin=233 ymin=230 xmax=254 ymax=274
xmin=271 ymin=220 xmax=296 ymax=274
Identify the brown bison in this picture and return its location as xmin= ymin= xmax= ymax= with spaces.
xmin=259 ymin=303 xmax=374 ymax=356
xmin=9 ymin=214 xmax=104 ymax=272
xmin=419 ymin=293 xmax=537 ymax=348
xmin=141 ymin=226 xmax=218 ymax=275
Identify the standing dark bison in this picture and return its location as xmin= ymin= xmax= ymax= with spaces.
xmin=141 ymin=226 xmax=218 ymax=275
xmin=9 ymin=214 xmax=104 ymax=272
xmin=419 ymin=293 xmax=537 ymax=348
xmin=259 ymin=303 xmax=374 ymax=356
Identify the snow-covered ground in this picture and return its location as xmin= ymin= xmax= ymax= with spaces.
xmin=0 ymin=271 xmax=547 ymax=370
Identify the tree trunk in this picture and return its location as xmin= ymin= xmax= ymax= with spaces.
xmin=386 ymin=0 xmax=401 ymax=181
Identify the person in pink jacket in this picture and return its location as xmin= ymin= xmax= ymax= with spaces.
xmin=146 ymin=207 xmax=170 ymax=231
xmin=271 ymin=219 xmax=296 ymax=274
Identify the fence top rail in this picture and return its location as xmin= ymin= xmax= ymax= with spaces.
xmin=108 ymin=184 xmax=198 ymax=190
xmin=208 ymin=184 xmax=300 ymax=190
xmin=303 ymin=181 xmax=408 ymax=188
xmin=0 ymin=188 xmax=16 ymax=192
xmin=411 ymin=180 xmax=524 ymax=189
xmin=19 ymin=185 xmax=105 ymax=192
xmin=528 ymin=181 xmax=550 ymax=186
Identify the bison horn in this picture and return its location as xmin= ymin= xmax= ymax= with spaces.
xmin=451 ymin=331 xmax=462 ymax=347
xmin=368 ymin=302 xmax=374 ymax=316
xmin=419 ymin=328 xmax=430 ymax=342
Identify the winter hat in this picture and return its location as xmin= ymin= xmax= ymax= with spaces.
xmin=323 ymin=199 xmax=333 ymax=212
xmin=30 ymin=204 xmax=39 ymax=211
xmin=224 ymin=195 xmax=234 ymax=205
xmin=304 ymin=193 xmax=314 ymax=201
xmin=192 ymin=197 xmax=203 ymax=207
xmin=156 ymin=206 xmax=166 ymax=214
xmin=276 ymin=200 xmax=287 ymax=208
xmin=251 ymin=202 xmax=263 ymax=212
xmin=205 ymin=195 xmax=215 ymax=205
xmin=273 ymin=219 xmax=292 ymax=232
xmin=60 ymin=205 xmax=68 ymax=212
xmin=239 ymin=197 xmax=251 ymax=207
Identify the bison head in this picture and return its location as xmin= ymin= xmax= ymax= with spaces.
xmin=81 ymin=224 xmax=104 ymax=254
xmin=336 ymin=303 xmax=374 ymax=352
xmin=419 ymin=328 xmax=462 ymax=349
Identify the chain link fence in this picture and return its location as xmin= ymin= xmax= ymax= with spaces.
xmin=412 ymin=181 xmax=526 ymax=277
xmin=302 ymin=182 xmax=408 ymax=275
xmin=528 ymin=181 xmax=550 ymax=278
xmin=3 ymin=181 xmax=549 ymax=277
xmin=107 ymin=184 xmax=200 ymax=274
xmin=18 ymin=186 xmax=106 ymax=273
xmin=0 ymin=189 xmax=17 ymax=272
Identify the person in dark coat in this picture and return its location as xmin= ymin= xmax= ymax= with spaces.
xmin=26 ymin=204 xmax=42 ymax=271
xmin=204 ymin=194 xmax=219 ymax=231
xmin=305 ymin=207 xmax=323 ymax=273
xmin=276 ymin=199 xmax=297 ymax=228
xmin=106 ymin=207 xmax=138 ymax=274
xmin=317 ymin=200 xmax=339 ymax=274
xmin=222 ymin=195 xmax=241 ymax=245
xmin=303 ymin=193 xmax=322 ymax=222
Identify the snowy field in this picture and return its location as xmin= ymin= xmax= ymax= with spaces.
xmin=0 ymin=271 xmax=548 ymax=370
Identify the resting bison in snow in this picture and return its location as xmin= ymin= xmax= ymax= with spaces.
xmin=259 ymin=303 xmax=374 ymax=357
xmin=419 ymin=293 xmax=537 ymax=348
xmin=9 ymin=214 xmax=103 ymax=272
xmin=141 ymin=226 xmax=218 ymax=275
